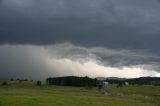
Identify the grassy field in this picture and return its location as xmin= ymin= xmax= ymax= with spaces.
xmin=0 ymin=80 xmax=160 ymax=106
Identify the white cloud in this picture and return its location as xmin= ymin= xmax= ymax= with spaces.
xmin=47 ymin=57 xmax=160 ymax=78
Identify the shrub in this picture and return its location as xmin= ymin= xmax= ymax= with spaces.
xmin=98 ymin=84 xmax=103 ymax=90
xmin=37 ymin=81 xmax=42 ymax=86
xmin=2 ymin=81 xmax=7 ymax=86
xmin=10 ymin=78 xmax=14 ymax=81
xmin=24 ymin=79 xmax=28 ymax=81
xmin=19 ymin=80 xmax=22 ymax=84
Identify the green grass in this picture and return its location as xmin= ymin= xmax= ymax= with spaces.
xmin=0 ymin=80 xmax=160 ymax=106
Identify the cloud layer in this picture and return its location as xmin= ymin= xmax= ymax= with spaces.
xmin=0 ymin=0 xmax=160 ymax=79
xmin=0 ymin=0 xmax=160 ymax=52
xmin=0 ymin=43 xmax=160 ymax=80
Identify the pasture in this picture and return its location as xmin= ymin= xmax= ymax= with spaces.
xmin=0 ymin=80 xmax=160 ymax=106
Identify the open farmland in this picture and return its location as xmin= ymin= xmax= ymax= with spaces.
xmin=0 ymin=80 xmax=160 ymax=106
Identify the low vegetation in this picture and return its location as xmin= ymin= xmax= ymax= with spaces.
xmin=1 ymin=81 xmax=7 ymax=86
xmin=0 ymin=79 xmax=160 ymax=106
xmin=36 ymin=81 xmax=42 ymax=86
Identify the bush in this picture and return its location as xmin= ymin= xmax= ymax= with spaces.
xmin=2 ymin=81 xmax=7 ymax=86
xmin=24 ymin=79 xmax=28 ymax=81
xmin=10 ymin=78 xmax=14 ymax=81
xmin=18 ymin=80 xmax=22 ymax=84
xmin=98 ymin=84 xmax=103 ymax=90
xmin=37 ymin=81 xmax=42 ymax=86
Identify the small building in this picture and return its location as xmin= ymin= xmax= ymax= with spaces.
xmin=124 ymin=81 xmax=129 ymax=85
xmin=103 ymin=81 xmax=109 ymax=88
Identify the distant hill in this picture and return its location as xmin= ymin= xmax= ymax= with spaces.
xmin=96 ymin=77 xmax=106 ymax=81
xmin=106 ymin=77 xmax=127 ymax=81
xmin=96 ymin=77 xmax=127 ymax=81
xmin=126 ymin=77 xmax=160 ymax=85
xmin=96 ymin=77 xmax=160 ymax=85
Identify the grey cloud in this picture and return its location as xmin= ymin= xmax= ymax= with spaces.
xmin=0 ymin=44 xmax=160 ymax=80
xmin=0 ymin=45 xmax=52 ymax=80
xmin=0 ymin=0 xmax=3 ymax=6
xmin=0 ymin=0 xmax=160 ymax=53
xmin=1 ymin=0 xmax=160 ymax=78
xmin=46 ymin=43 xmax=160 ymax=68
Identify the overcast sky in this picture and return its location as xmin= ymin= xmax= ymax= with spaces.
xmin=0 ymin=0 xmax=160 ymax=80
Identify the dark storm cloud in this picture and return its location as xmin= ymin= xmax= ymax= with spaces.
xmin=0 ymin=45 xmax=52 ymax=80
xmin=0 ymin=0 xmax=160 ymax=79
xmin=46 ymin=43 xmax=160 ymax=69
xmin=0 ymin=44 xmax=160 ymax=80
xmin=0 ymin=0 xmax=160 ymax=52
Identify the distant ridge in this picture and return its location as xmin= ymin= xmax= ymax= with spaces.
xmin=96 ymin=77 xmax=160 ymax=85
xmin=96 ymin=77 xmax=127 ymax=81
xmin=126 ymin=77 xmax=160 ymax=85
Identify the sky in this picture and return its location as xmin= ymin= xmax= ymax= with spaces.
xmin=0 ymin=0 xmax=160 ymax=80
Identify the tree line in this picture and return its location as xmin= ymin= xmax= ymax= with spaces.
xmin=46 ymin=76 xmax=98 ymax=87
